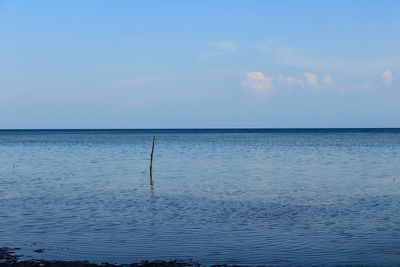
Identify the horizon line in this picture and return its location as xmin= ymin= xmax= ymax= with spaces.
xmin=0 ymin=127 xmax=399 ymax=130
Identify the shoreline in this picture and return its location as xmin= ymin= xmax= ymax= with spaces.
xmin=2 ymin=247 xmax=200 ymax=267
xmin=0 ymin=247 xmax=236 ymax=267
xmin=0 ymin=247 xmax=370 ymax=267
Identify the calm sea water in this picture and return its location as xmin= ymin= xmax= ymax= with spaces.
xmin=1 ymin=129 xmax=400 ymax=266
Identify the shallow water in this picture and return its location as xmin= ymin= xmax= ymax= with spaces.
xmin=1 ymin=129 xmax=400 ymax=266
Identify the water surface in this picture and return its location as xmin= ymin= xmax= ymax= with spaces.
xmin=0 ymin=129 xmax=400 ymax=265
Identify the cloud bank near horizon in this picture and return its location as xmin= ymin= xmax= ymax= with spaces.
xmin=242 ymin=70 xmax=395 ymax=96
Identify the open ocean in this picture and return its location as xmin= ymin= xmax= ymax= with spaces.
xmin=0 ymin=129 xmax=400 ymax=266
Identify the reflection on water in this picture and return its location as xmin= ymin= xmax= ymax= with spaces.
xmin=150 ymin=171 xmax=155 ymax=199
xmin=0 ymin=129 xmax=400 ymax=266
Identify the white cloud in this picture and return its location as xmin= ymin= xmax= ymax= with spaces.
xmin=322 ymin=75 xmax=334 ymax=86
xmin=304 ymin=72 xmax=318 ymax=85
xmin=198 ymin=41 xmax=237 ymax=59
xmin=286 ymin=76 xmax=298 ymax=84
xmin=382 ymin=70 xmax=393 ymax=85
xmin=268 ymin=73 xmax=333 ymax=89
xmin=278 ymin=75 xmax=300 ymax=85
xmin=242 ymin=72 xmax=273 ymax=93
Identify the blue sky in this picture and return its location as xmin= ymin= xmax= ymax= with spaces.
xmin=1 ymin=0 xmax=399 ymax=128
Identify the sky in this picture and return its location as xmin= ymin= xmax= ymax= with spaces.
xmin=1 ymin=0 xmax=399 ymax=129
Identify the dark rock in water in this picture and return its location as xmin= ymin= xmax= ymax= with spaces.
xmin=0 ymin=247 xmax=21 ymax=264
xmin=0 ymin=248 xmax=271 ymax=267
xmin=1 ymin=248 xmax=204 ymax=267
xmin=0 ymin=258 xmax=201 ymax=267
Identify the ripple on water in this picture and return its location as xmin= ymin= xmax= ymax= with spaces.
xmin=0 ymin=130 xmax=400 ymax=265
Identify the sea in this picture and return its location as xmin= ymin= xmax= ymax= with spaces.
xmin=0 ymin=129 xmax=399 ymax=266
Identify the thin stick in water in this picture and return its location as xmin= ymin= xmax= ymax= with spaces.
xmin=150 ymin=136 xmax=156 ymax=174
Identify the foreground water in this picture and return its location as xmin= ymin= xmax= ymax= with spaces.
xmin=0 ymin=129 xmax=399 ymax=266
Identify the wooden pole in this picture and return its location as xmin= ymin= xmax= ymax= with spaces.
xmin=150 ymin=136 xmax=156 ymax=174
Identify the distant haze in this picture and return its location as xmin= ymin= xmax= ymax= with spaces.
xmin=1 ymin=1 xmax=399 ymax=128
